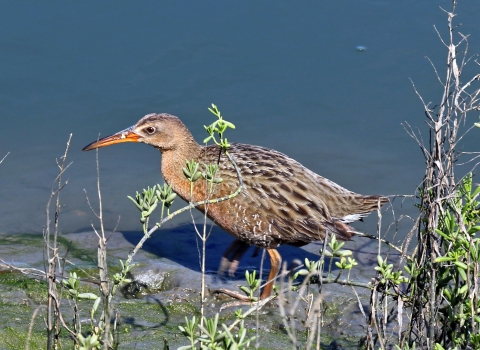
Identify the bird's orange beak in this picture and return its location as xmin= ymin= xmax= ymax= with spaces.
xmin=82 ymin=127 xmax=141 ymax=151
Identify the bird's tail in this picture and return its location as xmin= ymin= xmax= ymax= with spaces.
xmin=361 ymin=195 xmax=388 ymax=213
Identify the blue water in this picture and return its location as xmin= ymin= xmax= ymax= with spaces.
xmin=0 ymin=1 xmax=479 ymax=235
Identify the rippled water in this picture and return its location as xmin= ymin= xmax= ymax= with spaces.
xmin=0 ymin=1 xmax=479 ymax=235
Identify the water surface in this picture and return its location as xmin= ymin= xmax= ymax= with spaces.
xmin=0 ymin=1 xmax=479 ymax=236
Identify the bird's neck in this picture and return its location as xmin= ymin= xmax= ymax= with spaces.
xmin=160 ymin=140 xmax=204 ymax=200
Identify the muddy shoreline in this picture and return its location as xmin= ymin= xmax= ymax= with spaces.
xmin=0 ymin=226 xmax=394 ymax=349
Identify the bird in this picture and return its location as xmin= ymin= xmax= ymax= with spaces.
xmin=83 ymin=113 xmax=387 ymax=301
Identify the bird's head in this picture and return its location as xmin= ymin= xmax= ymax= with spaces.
xmin=83 ymin=113 xmax=195 ymax=152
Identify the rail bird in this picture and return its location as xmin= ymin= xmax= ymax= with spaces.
xmin=83 ymin=113 xmax=387 ymax=300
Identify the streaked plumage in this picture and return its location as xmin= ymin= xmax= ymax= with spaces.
xmin=83 ymin=113 xmax=387 ymax=300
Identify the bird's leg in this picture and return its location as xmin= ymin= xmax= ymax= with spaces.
xmin=218 ymin=239 xmax=251 ymax=277
xmin=260 ymin=248 xmax=282 ymax=300
xmin=251 ymin=246 xmax=261 ymax=258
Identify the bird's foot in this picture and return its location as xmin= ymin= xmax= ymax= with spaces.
xmin=217 ymin=240 xmax=252 ymax=278
xmin=218 ymin=257 xmax=241 ymax=278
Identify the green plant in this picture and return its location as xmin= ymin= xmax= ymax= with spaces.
xmin=430 ymin=174 xmax=480 ymax=348
xmin=78 ymin=334 xmax=100 ymax=350
xmin=178 ymin=316 xmax=199 ymax=349
xmin=374 ymin=255 xmax=409 ymax=287
xmin=178 ymin=314 xmax=255 ymax=350
xmin=203 ymin=104 xmax=235 ymax=151
xmin=62 ymin=271 xmax=99 ymax=302
xmin=157 ymin=183 xmax=177 ymax=217
xmin=128 ymin=184 xmax=175 ymax=233
xmin=239 ymin=270 xmax=260 ymax=302
xmin=293 ymin=258 xmax=321 ymax=286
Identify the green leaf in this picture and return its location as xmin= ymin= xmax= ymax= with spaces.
xmin=78 ymin=293 xmax=99 ymax=300
xmin=323 ymin=249 xmax=333 ymax=257
xmin=435 ymin=228 xmax=452 ymax=241
xmin=297 ymin=269 xmax=309 ymax=276
xmin=468 ymin=226 xmax=480 ymax=234
xmin=454 ymin=261 xmax=468 ymax=270
xmin=240 ymin=286 xmax=250 ymax=294
xmin=458 ymin=284 xmax=469 ymax=294
xmin=203 ymin=136 xmax=212 ymax=144
xmin=472 ymin=185 xmax=480 ymax=198
xmin=443 ymin=288 xmax=452 ymax=300
xmin=166 ymin=193 xmax=177 ymax=202
xmin=92 ymin=297 xmax=101 ymax=313
xmin=192 ymin=172 xmax=202 ymax=181
xmin=334 ymin=249 xmax=352 ymax=257
xmin=377 ymin=255 xmax=384 ymax=266
xmin=304 ymin=258 xmax=311 ymax=269
xmin=458 ymin=266 xmax=467 ymax=281
xmin=182 ymin=167 xmax=191 ymax=178
xmin=435 ymin=256 xmax=455 ymax=263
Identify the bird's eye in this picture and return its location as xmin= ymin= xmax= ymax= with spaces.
xmin=145 ymin=126 xmax=155 ymax=134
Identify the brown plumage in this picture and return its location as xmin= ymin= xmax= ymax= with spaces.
xmin=83 ymin=113 xmax=387 ymax=300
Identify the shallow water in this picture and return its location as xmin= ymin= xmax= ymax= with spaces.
xmin=0 ymin=1 xmax=479 ymax=236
